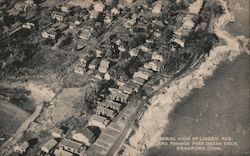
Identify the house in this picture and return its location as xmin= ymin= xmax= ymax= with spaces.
xmin=125 ymin=81 xmax=141 ymax=93
xmin=132 ymin=77 xmax=145 ymax=86
xmin=41 ymin=29 xmax=57 ymax=39
xmin=98 ymin=100 xmax=122 ymax=111
xmin=14 ymin=141 xmax=29 ymax=155
xmin=189 ymin=0 xmax=204 ymax=14
xmin=118 ymin=85 xmax=133 ymax=95
xmin=104 ymin=14 xmax=112 ymax=24
xmin=22 ymin=22 xmax=35 ymax=29
xmin=41 ymin=139 xmax=58 ymax=154
xmin=72 ymin=128 xmax=96 ymax=146
xmin=54 ymin=147 xmax=73 ymax=156
xmin=126 ymin=0 xmax=134 ymax=3
xmin=98 ymin=60 xmax=110 ymax=73
xmin=152 ymin=1 xmax=162 ymax=14
xmin=93 ymin=2 xmax=105 ymax=12
xmin=88 ymin=59 xmax=100 ymax=70
xmin=133 ymin=68 xmax=152 ymax=80
xmin=51 ymin=11 xmax=66 ymax=22
xmin=53 ymin=22 xmax=68 ymax=32
xmin=129 ymin=48 xmax=139 ymax=57
xmin=138 ymin=45 xmax=151 ymax=53
xmin=78 ymin=26 xmax=93 ymax=40
xmin=123 ymin=18 xmax=137 ymax=28
xmin=110 ymin=91 xmax=130 ymax=103
xmin=111 ymin=7 xmax=120 ymax=15
xmin=59 ymin=138 xmax=86 ymax=155
xmin=88 ymin=114 xmax=110 ymax=128
xmin=96 ymin=106 xmax=117 ymax=118
xmin=152 ymin=51 xmax=164 ymax=62
xmin=67 ymin=0 xmax=91 ymax=8
xmin=144 ymin=61 xmax=162 ymax=72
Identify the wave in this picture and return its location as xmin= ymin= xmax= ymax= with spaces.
xmin=124 ymin=0 xmax=250 ymax=155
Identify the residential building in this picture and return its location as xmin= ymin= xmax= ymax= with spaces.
xmin=88 ymin=114 xmax=110 ymax=128
xmin=98 ymin=60 xmax=110 ymax=73
xmin=189 ymin=0 xmax=204 ymax=14
xmin=41 ymin=29 xmax=57 ymax=39
xmin=152 ymin=51 xmax=164 ymax=62
xmin=54 ymin=147 xmax=73 ymax=156
xmin=41 ymin=139 xmax=58 ymax=154
xmin=51 ymin=11 xmax=66 ymax=22
xmin=144 ymin=61 xmax=162 ymax=72
xmin=93 ymin=2 xmax=105 ymax=12
xmin=59 ymin=138 xmax=86 ymax=155
xmin=152 ymin=1 xmax=162 ymax=14
xmin=88 ymin=59 xmax=100 ymax=70
xmin=96 ymin=106 xmax=117 ymax=118
xmin=133 ymin=70 xmax=151 ymax=80
xmin=129 ymin=48 xmax=139 ymax=57
xmin=123 ymin=18 xmax=137 ymax=29
xmin=110 ymin=91 xmax=130 ymax=103
xmin=118 ymin=85 xmax=134 ymax=95
xmin=98 ymin=100 xmax=122 ymax=111
xmin=125 ymin=81 xmax=141 ymax=93
xmin=78 ymin=26 xmax=93 ymax=40
xmin=72 ymin=128 xmax=96 ymax=146
xmin=132 ymin=77 xmax=145 ymax=86
xmin=14 ymin=141 xmax=29 ymax=155
xmin=67 ymin=0 xmax=91 ymax=8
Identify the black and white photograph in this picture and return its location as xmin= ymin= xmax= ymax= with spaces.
xmin=0 ymin=0 xmax=249 ymax=156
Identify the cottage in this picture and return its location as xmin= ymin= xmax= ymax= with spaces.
xmin=14 ymin=141 xmax=29 ymax=155
xmin=72 ymin=128 xmax=96 ymax=146
xmin=98 ymin=100 xmax=122 ymax=111
xmin=41 ymin=139 xmax=58 ymax=154
xmin=78 ymin=27 xmax=93 ymax=40
xmin=189 ymin=0 xmax=204 ymax=14
xmin=132 ymin=77 xmax=145 ymax=86
xmin=152 ymin=1 xmax=162 ymax=14
xmin=129 ymin=48 xmax=139 ymax=57
xmin=41 ymin=29 xmax=57 ymax=39
xmin=133 ymin=71 xmax=150 ymax=80
xmin=67 ymin=0 xmax=91 ymax=8
xmin=110 ymin=91 xmax=130 ymax=103
xmin=88 ymin=59 xmax=100 ymax=70
xmin=98 ymin=60 xmax=110 ymax=73
xmin=118 ymin=85 xmax=134 ymax=95
xmin=59 ymin=138 xmax=86 ymax=155
xmin=51 ymin=11 xmax=66 ymax=22
xmin=54 ymin=147 xmax=73 ymax=156
xmin=144 ymin=61 xmax=162 ymax=72
xmin=125 ymin=81 xmax=141 ymax=93
xmin=138 ymin=45 xmax=151 ymax=53
xmin=96 ymin=106 xmax=117 ymax=118
xmin=152 ymin=51 xmax=164 ymax=62
xmin=123 ymin=18 xmax=137 ymax=28
xmin=93 ymin=2 xmax=105 ymax=12
xmin=88 ymin=114 xmax=110 ymax=128
xmin=111 ymin=7 xmax=120 ymax=15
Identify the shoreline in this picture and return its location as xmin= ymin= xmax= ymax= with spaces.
xmin=125 ymin=0 xmax=249 ymax=155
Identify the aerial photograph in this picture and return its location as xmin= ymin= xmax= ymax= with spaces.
xmin=0 ymin=0 xmax=249 ymax=156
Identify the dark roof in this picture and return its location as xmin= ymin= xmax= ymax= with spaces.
xmin=81 ymin=128 xmax=95 ymax=140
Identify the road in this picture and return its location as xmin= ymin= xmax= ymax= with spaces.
xmin=106 ymin=51 xmax=204 ymax=156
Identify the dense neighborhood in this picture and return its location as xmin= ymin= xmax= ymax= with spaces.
xmin=0 ymin=0 xmax=222 ymax=155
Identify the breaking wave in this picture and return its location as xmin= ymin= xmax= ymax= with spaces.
xmin=125 ymin=0 xmax=250 ymax=155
